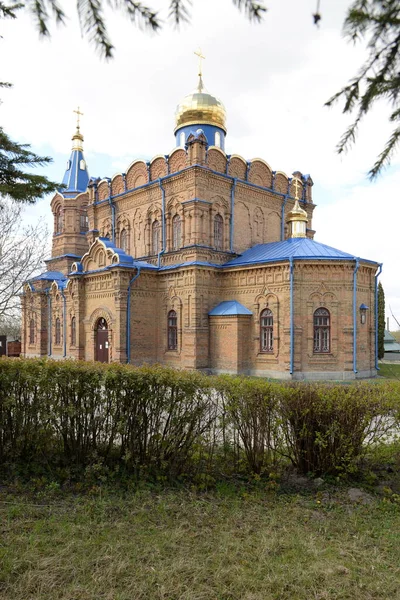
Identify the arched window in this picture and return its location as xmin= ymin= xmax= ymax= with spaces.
xmin=80 ymin=212 xmax=89 ymax=232
xmin=168 ymin=310 xmax=178 ymax=350
xmin=152 ymin=220 xmax=161 ymax=254
xmin=71 ymin=317 xmax=76 ymax=346
xmin=214 ymin=214 xmax=223 ymax=250
xmin=313 ymin=308 xmax=330 ymax=353
xmin=260 ymin=309 xmax=273 ymax=353
xmin=56 ymin=207 xmax=62 ymax=234
xmin=29 ymin=319 xmax=35 ymax=344
xmin=172 ymin=215 xmax=181 ymax=250
xmin=55 ymin=318 xmax=61 ymax=345
xmin=120 ymin=228 xmax=129 ymax=253
xmin=180 ymin=131 xmax=185 ymax=147
xmin=215 ymin=131 xmax=221 ymax=148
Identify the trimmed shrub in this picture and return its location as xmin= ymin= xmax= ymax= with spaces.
xmin=1 ymin=358 xmax=399 ymax=481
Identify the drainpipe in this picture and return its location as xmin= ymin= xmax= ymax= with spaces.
xmin=157 ymin=178 xmax=166 ymax=267
xmin=122 ymin=173 xmax=127 ymax=192
xmin=374 ymin=263 xmax=383 ymax=371
xmin=106 ymin=178 xmax=115 ymax=244
xmin=146 ymin=161 xmax=151 ymax=182
xmin=60 ymin=288 xmax=67 ymax=358
xmin=246 ymin=161 xmax=251 ymax=181
xmin=126 ymin=267 xmax=141 ymax=363
xmin=353 ymin=258 xmax=360 ymax=374
xmin=47 ymin=291 xmax=52 ymax=356
xmin=230 ymin=178 xmax=237 ymax=253
xmin=289 ymin=257 xmax=294 ymax=375
xmin=281 ymin=178 xmax=292 ymax=241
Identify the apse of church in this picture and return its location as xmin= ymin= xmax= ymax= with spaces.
xmin=21 ymin=58 xmax=381 ymax=380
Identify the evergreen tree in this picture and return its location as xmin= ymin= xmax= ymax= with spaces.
xmin=326 ymin=0 xmax=400 ymax=179
xmin=0 ymin=128 xmax=59 ymax=203
xmin=378 ymin=281 xmax=385 ymax=360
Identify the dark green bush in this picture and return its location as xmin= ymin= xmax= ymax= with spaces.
xmin=0 ymin=358 xmax=399 ymax=481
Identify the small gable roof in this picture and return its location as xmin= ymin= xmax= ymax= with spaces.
xmin=209 ymin=300 xmax=252 ymax=316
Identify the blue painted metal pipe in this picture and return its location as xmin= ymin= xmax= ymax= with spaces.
xmin=289 ymin=257 xmax=294 ymax=375
xmin=230 ymin=178 xmax=237 ymax=253
xmin=353 ymin=258 xmax=360 ymax=374
xmin=374 ymin=263 xmax=383 ymax=371
xmin=60 ymin=288 xmax=67 ymax=358
xmin=47 ymin=291 xmax=52 ymax=356
xmin=126 ymin=267 xmax=141 ymax=363
xmin=158 ymin=178 xmax=166 ymax=267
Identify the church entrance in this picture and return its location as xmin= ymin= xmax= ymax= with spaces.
xmin=95 ymin=318 xmax=109 ymax=363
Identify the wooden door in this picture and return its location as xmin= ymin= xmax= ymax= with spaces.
xmin=96 ymin=318 xmax=109 ymax=363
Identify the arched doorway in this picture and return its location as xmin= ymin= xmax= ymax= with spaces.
xmin=95 ymin=317 xmax=109 ymax=362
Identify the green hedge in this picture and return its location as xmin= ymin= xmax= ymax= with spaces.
xmin=0 ymin=358 xmax=399 ymax=481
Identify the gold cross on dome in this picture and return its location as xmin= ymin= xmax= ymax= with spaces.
xmin=194 ymin=48 xmax=205 ymax=76
xmin=293 ymin=178 xmax=302 ymax=201
xmin=73 ymin=106 xmax=84 ymax=129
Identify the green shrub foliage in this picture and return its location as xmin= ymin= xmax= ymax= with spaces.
xmin=0 ymin=358 xmax=399 ymax=481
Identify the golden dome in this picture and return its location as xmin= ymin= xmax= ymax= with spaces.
xmin=287 ymin=199 xmax=308 ymax=238
xmin=175 ymin=76 xmax=227 ymax=133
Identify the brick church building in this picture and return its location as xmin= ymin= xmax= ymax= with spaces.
xmin=21 ymin=70 xmax=381 ymax=379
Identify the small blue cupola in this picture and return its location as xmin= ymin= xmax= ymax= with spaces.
xmin=60 ymin=109 xmax=90 ymax=198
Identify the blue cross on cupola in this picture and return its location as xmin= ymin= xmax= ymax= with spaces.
xmin=60 ymin=107 xmax=90 ymax=198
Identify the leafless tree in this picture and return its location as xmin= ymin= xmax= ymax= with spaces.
xmin=0 ymin=198 xmax=49 ymax=320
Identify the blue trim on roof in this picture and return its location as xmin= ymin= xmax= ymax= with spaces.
xmin=159 ymin=260 xmax=221 ymax=271
xmin=209 ymin=301 xmax=252 ymax=316
xmin=45 ymin=253 xmax=82 ymax=263
xmin=29 ymin=270 xmax=66 ymax=283
xmin=223 ymin=238 xmax=377 ymax=267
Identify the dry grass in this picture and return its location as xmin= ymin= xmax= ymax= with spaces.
xmin=0 ymin=487 xmax=399 ymax=600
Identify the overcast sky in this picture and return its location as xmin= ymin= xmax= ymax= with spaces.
xmin=2 ymin=0 xmax=399 ymax=328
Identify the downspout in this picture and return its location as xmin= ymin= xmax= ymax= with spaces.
xmin=106 ymin=178 xmax=115 ymax=243
xmin=353 ymin=258 xmax=360 ymax=374
xmin=289 ymin=257 xmax=294 ymax=375
xmin=47 ymin=291 xmax=52 ymax=356
xmin=126 ymin=267 xmax=141 ymax=363
xmin=281 ymin=178 xmax=292 ymax=241
xmin=158 ymin=178 xmax=166 ymax=267
xmin=230 ymin=178 xmax=237 ymax=253
xmin=374 ymin=263 xmax=383 ymax=371
xmin=60 ymin=288 xmax=67 ymax=358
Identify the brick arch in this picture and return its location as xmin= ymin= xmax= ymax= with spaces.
xmin=89 ymin=307 xmax=115 ymax=330
xmin=111 ymin=174 xmax=124 ymax=196
xmin=168 ymin=148 xmax=186 ymax=173
xmin=97 ymin=180 xmax=110 ymax=201
xmin=207 ymin=148 xmax=227 ymax=173
xmin=150 ymin=156 xmax=167 ymax=180
xmin=248 ymin=159 xmax=273 ymax=188
xmin=228 ymin=155 xmax=247 ymax=179
xmin=274 ymin=172 xmax=289 ymax=194
xmin=126 ymin=161 xmax=148 ymax=190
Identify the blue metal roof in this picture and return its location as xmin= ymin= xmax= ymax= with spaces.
xmin=60 ymin=148 xmax=89 ymax=197
xmin=209 ymin=300 xmax=252 ymax=316
xmin=224 ymin=238 xmax=376 ymax=268
xmin=30 ymin=270 xmax=66 ymax=282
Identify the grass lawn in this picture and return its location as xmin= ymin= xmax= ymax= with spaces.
xmin=377 ymin=362 xmax=400 ymax=379
xmin=1 ymin=487 xmax=399 ymax=600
